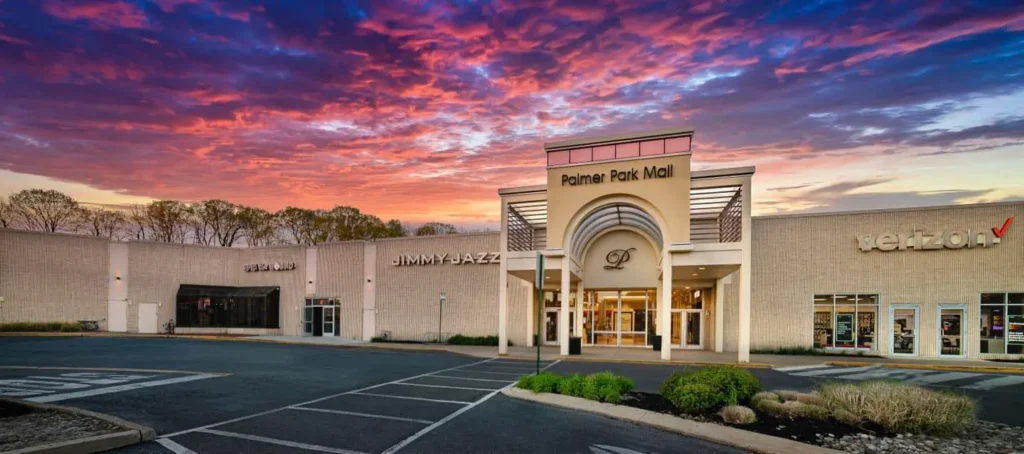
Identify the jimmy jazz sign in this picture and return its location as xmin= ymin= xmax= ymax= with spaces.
xmin=858 ymin=217 xmax=1013 ymax=252
xmin=562 ymin=164 xmax=675 ymax=187
xmin=392 ymin=252 xmax=500 ymax=266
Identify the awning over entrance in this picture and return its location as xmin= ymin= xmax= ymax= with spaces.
xmin=570 ymin=202 xmax=663 ymax=260
xmin=176 ymin=284 xmax=279 ymax=299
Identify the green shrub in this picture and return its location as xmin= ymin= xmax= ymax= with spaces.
xmin=819 ymin=381 xmax=975 ymax=435
xmin=661 ymin=366 xmax=763 ymax=414
xmin=557 ymin=374 xmax=587 ymax=398
xmin=0 ymin=322 xmax=83 ymax=332
xmin=446 ymin=335 xmax=508 ymax=346
xmin=516 ymin=375 xmax=535 ymax=390
xmin=751 ymin=346 xmax=819 ymax=355
xmin=775 ymin=389 xmax=825 ymax=407
xmin=529 ymin=372 xmax=562 ymax=393
xmin=719 ymin=405 xmax=757 ymax=424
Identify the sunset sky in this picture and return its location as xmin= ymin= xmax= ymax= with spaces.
xmin=0 ymin=0 xmax=1022 ymax=228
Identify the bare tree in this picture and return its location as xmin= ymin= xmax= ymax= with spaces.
xmin=83 ymin=208 xmax=127 ymax=239
xmin=8 ymin=189 xmax=82 ymax=232
xmin=197 ymin=200 xmax=243 ymax=247
xmin=238 ymin=206 xmax=278 ymax=247
xmin=0 ymin=196 xmax=10 ymax=228
xmin=126 ymin=204 xmax=149 ymax=240
xmin=184 ymin=204 xmax=212 ymax=245
xmin=146 ymin=200 xmax=188 ymax=243
xmin=414 ymin=222 xmax=458 ymax=236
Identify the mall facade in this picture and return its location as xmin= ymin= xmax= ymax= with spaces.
xmin=1 ymin=128 xmax=1022 ymax=362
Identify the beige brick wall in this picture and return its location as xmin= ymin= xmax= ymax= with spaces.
xmin=0 ymin=229 xmax=108 ymax=325
xmin=749 ymin=202 xmax=1024 ymax=359
xmin=374 ymin=233 xmax=506 ymax=342
xmin=127 ymin=241 xmax=304 ymax=335
xmin=315 ymin=242 xmax=365 ymax=339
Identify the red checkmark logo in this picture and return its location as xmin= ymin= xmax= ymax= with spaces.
xmin=993 ymin=217 xmax=1014 ymax=238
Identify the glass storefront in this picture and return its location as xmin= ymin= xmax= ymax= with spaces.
xmin=981 ymin=293 xmax=1024 ymax=355
xmin=813 ymin=294 xmax=877 ymax=351
xmin=175 ymin=284 xmax=280 ymax=328
xmin=576 ymin=288 xmax=704 ymax=348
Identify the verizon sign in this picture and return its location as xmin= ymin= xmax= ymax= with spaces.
xmin=858 ymin=217 xmax=1013 ymax=252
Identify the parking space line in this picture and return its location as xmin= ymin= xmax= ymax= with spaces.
xmin=160 ymin=357 xmax=496 ymax=438
xmin=155 ymin=438 xmax=197 ymax=454
xmin=775 ymin=364 xmax=829 ymax=372
xmin=380 ymin=359 xmax=561 ymax=454
xmin=288 ymin=406 xmax=434 ymax=425
xmin=28 ymin=374 xmax=218 ymax=403
xmin=450 ymin=370 xmax=524 ymax=376
xmin=461 ymin=365 xmax=536 ymax=372
xmin=428 ymin=375 xmax=512 ymax=383
xmin=394 ymin=382 xmax=497 ymax=392
xmin=197 ymin=429 xmax=368 ymax=454
xmin=352 ymin=392 xmax=473 ymax=405
xmin=0 ymin=365 xmax=230 ymax=376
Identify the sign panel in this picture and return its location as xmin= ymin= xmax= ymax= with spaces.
xmin=857 ymin=217 xmax=1013 ymax=252
xmin=835 ymin=314 xmax=855 ymax=343
xmin=561 ymin=164 xmax=675 ymax=187
xmin=1008 ymin=315 xmax=1024 ymax=345
xmin=244 ymin=262 xmax=296 ymax=272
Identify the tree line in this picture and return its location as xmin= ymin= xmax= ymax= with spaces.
xmin=0 ymin=189 xmax=461 ymax=247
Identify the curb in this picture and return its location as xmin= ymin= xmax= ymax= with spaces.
xmin=561 ymin=356 xmax=774 ymax=369
xmin=825 ymin=361 xmax=1024 ymax=375
xmin=501 ymin=388 xmax=841 ymax=454
xmin=1 ymin=397 xmax=156 ymax=453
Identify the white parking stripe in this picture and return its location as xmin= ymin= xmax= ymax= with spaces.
xmin=962 ymin=375 xmax=1024 ymax=391
xmin=159 ymin=357 xmax=496 ymax=438
xmin=352 ymin=392 xmax=472 ymax=405
xmin=905 ymin=372 xmax=982 ymax=385
xmin=775 ymin=365 xmax=830 ymax=372
xmin=792 ymin=365 xmax=880 ymax=377
xmin=394 ymin=382 xmax=497 ymax=392
xmin=155 ymin=437 xmax=197 ymax=454
xmin=288 ymin=406 xmax=433 ymax=425
xmin=381 ymin=359 xmax=562 ymax=454
xmin=840 ymin=369 xmax=927 ymax=380
xmin=0 ymin=386 xmax=52 ymax=397
xmin=28 ymin=374 xmax=217 ymax=403
xmin=428 ymin=375 xmax=513 ymax=383
xmin=451 ymin=370 xmax=525 ymax=376
xmin=198 ymin=429 xmax=368 ymax=454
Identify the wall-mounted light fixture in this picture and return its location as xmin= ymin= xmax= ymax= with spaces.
xmin=116 ymin=276 xmax=122 ymax=281
xmin=366 ymin=279 xmax=372 ymax=283
xmin=308 ymin=280 xmax=313 ymax=284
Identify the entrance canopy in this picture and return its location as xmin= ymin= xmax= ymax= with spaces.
xmin=570 ymin=203 xmax=663 ymax=261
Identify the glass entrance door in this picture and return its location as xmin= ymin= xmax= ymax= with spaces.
xmin=670 ymin=309 xmax=703 ymax=349
xmin=544 ymin=308 xmax=559 ymax=345
xmin=323 ymin=306 xmax=335 ymax=337
xmin=891 ymin=305 xmax=919 ymax=356
xmin=939 ymin=305 xmax=965 ymax=357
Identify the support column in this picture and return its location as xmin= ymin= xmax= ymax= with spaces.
xmin=526 ymin=285 xmax=535 ymax=347
xmin=559 ymin=262 xmax=571 ymax=356
xmin=715 ymin=276 xmax=725 ymax=353
xmin=498 ymin=198 xmax=510 ymax=354
xmin=575 ymin=282 xmax=584 ymax=340
xmin=738 ymin=178 xmax=753 ymax=363
xmin=660 ymin=251 xmax=673 ymax=360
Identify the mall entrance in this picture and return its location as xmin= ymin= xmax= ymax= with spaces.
xmin=574 ymin=287 xmax=708 ymax=349
xmin=303 ymin=298 xmax=339 ymax=337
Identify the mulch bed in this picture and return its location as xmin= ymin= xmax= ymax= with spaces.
xmin=619 ymin=391 xmax=888 ymax=445
xmin=0 ymin=400 xmax=122 ymax=452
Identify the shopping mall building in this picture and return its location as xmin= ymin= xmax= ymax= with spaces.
xmin=1 ymin=128 xmax=1021 ymax=362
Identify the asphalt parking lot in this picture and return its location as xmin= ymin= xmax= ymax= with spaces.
xmin=0 ymin=337 xmax=741 ymax=454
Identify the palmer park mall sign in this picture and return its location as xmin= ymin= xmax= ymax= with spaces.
xmin=562 ymin=164 xmax=675 ymax=187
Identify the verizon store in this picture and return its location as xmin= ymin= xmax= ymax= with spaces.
xmin=1 ymin=128 xmax=1021 ymax=363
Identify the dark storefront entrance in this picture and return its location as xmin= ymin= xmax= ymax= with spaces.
xmin=304 ymin=298 xmax=339 ymax=337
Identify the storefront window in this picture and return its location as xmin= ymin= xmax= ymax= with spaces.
xmin=812 ymin=294 xmax=877 ymax=350
xmin=176 ymin=286 xmax=280 ymax=329
xmin=980 ymin=293 xmax=1023 ymax=355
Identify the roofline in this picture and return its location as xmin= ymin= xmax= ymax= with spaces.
xmin=544 ymin=127 xmax=695 ymax=152
xmin=498 ymin=184 xmax=547 ymax=196
xmin=753 ymin=199 xmax=1024 ymax=221
xmin=691 ymin=166 xmax=756 ymax=179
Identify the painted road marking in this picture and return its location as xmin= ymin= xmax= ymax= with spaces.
xmin=352 ymin=392 xmax=473 ymax=405
xmin=962 ymin=375 xmax=1024 ymax=391
xmin=29 ymin=374 xmax=218 ymax=403
xmin=27 ymin=372 xmax=155 ymax=385
xmin=394 ymin=382 xmax=498 ymax=392
xmin=198 ymin=429 xmax=368 ymax=454
xmin=905 ymin=372 xmax=982 ymax=385
xmin=289 ymin=406 xmax=434 ymax=425
xmin=449 ymin=370 xmax=525 ymax=376
xmin=792 ymin=365 xmax=881 ymax=377
xmin=380 ymin=359 xmax=562 ymax=454
xmin=775 ymin=364 xmax=830 ymax=372
xmin=428 ymin=375 xmax=513 ymax=383
xmin=159 ymin=357 xmax=498 ymax=438
xmin=0 ymin=386 xmax=52 ymax=397
xmin=155 ymin=438 xmax=197 ymax=454
xmin=0 ymin=371 xmax=161 ymax=398
xmin=839 ymin=368 xmax=930 ymax=380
